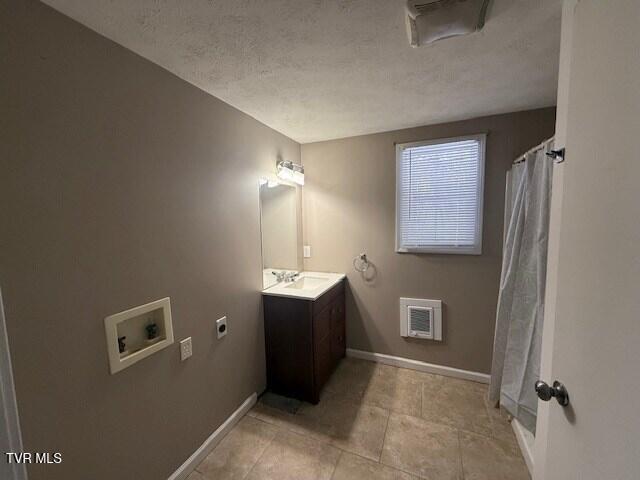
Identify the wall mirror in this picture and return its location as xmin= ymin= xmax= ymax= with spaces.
xmin=259 ymin=179 xmax=302 ymax=289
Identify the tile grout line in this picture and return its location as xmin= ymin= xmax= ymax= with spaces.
xmin=457 ymin=429 xmax=466 ymax=480
xmin=193 ymin=415 xmax=275 ymax=479
xmin=416 ymin=378 xmax=517 ymax=443
xmin=249 ymin=362 xmax=514 ymax=479
xmin=375 ymin=412 xmax=428 ymax=480
xmin=344 ymin=447 xmax=421 ymax=479
xmin=328 ymin=450 xmax=344 ymax=480
xmin=255 ymin=399 xmax=413 ymax=475
xmin=420 ymin=380 xmax=423 ymax=420
xmin=376 ymin=408 xmax=392 ymax=463
xmin=253 ymin=402 xmax=384 ymax=466
xmin=240 ymin=417 xmax=281 ymax=480
xmin=254 ymin=405 xmax=336 ymax=450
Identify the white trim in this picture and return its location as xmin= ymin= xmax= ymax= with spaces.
xmin=346 ymin=348 xmax=490 ymax=384
xmin=167 ymin=392 xmax=257 ymax=480
xmin=395 ymin=133 xmax=486 ymax=255
xmin=0 ymin=288 xmax=28 ymax=480
xmin=512 ymin=418 xmax=535 ymax=476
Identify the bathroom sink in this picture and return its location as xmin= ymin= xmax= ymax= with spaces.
xmin=285 ymin=276 xmax=328 ymax=290
xmin=262 ymin=271 xmax=346 ymax=300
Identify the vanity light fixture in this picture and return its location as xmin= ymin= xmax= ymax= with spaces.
xmin=276 ymin=160 xmax=305 ymax=186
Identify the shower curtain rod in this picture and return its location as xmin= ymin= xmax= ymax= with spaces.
xmin=512 ymin=136 xmax=556 ymax=165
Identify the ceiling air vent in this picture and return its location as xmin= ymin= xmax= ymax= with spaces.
xmin=406 ymin=0 xmax=491 ymax=47
xmin=400 ymin=298 xmax=442 ymax=341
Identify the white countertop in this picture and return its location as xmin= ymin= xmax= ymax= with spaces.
xmin=261 ymin=271 xmax=346 ymax=300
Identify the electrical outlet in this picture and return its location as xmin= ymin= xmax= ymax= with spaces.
xmin=303 ymin=245 xmax=311 ymax=258
xmin=180 ymin=337 xmax=192 ymax=361
xmin=216 ymin=316 xmax=227 ymax=339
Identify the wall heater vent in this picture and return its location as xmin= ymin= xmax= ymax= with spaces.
xmin=408 ymin=306 xmax=432 ymax=337
xmin=400 ymin=298 xmax=442 ymax=341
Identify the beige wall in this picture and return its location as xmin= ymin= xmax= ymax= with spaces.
xmin=260 ymin=184 xmax=300 ymax=271
xmin=0 ymin=2 xmax=299 ymax=480
xmin=302 ymin=108 xmax=556 ymax=373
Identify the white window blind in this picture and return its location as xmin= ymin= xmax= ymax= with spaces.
xmin=396 ymin=135 xmax=485 ymax=254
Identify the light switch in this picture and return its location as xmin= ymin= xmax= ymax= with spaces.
xmin=180 ymin=337 xmax=192 ymax=361
xmin=303 ymin=245 xmax=311 ymax=258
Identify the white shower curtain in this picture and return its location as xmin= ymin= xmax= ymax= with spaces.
xmin=488 ymin=138 xmax=554 ymax=433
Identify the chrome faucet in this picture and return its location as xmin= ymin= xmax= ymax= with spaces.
xmin=283 ymin=272 xmax=299 ymax=283
xmin=272 ymin=271 xmax=286 ymax=282
xmin=271 ymin=270 xmax=299 ymax=283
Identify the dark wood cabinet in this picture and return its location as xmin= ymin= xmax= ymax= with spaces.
xmin=263 ymin=279 xmax=345 ymax=404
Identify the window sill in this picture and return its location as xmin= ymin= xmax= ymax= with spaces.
xmin=396 ymin=247 xmax=482 ymax=255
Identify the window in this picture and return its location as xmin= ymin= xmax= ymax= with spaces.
xmin=396 ymin=134 xmax=485 ymax=254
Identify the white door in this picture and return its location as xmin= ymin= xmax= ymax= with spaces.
xmin=0 ymin=289 xmax=27 ymax=480
xmin=534 ymin=1 xmax=640 ymax=479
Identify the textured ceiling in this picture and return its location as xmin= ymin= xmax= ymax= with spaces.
xmin=42 ymin=0 xmax=562 ymax=143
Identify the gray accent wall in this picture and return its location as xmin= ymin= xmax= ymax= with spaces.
xmin=0 ymin=2 xmax=300 ymax=479
xmin=301 ymin=108 xmax=556 ymax=374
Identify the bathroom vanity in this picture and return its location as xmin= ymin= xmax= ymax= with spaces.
xmin=262 ymin=272 xmax=346 ymax=404
xmin=258 ymin=179 xmax=345 ymax=403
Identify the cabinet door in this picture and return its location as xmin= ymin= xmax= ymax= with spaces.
xmin=330 ymin=295 xmax=346 ymax=366
xmin=314 ymin=336 xmax=332 ymax=401
xmin=264 ymin=296 xmax=314 ymax=402
xmin=313 ymin=305 xmax=332 ymax=342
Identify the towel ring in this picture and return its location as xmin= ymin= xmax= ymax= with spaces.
xmin=353 ymin=253 xmax=370 ymax=273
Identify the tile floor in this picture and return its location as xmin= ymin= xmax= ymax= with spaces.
xmin=189 ymin=358 xmax=530 ymax=480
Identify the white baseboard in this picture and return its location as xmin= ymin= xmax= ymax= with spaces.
xmin=512 ymin=418 xmax=535 ymax=476
xmin=168 ymin=392 xmax=257 ymax=480
xmin=346 ymin=348 xmax=491 ymax=384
